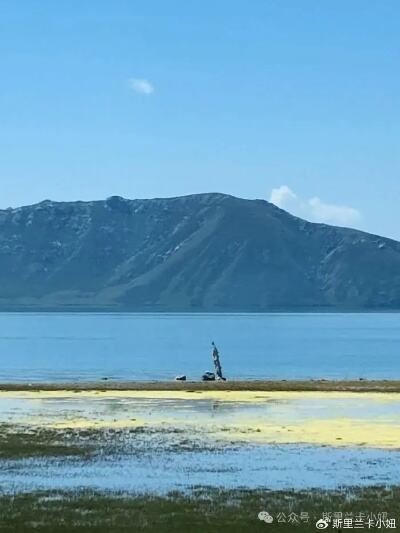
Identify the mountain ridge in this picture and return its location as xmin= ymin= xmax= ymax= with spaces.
xmin=0 ymin=193 xmax=399 ymax=311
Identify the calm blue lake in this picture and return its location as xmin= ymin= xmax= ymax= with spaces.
xmin=0 ymin=313 xmax=399 ymax=382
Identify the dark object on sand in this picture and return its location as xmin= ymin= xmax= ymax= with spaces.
xmin=211 ymin=342 xmax=226 ymax=380
xmin=202 ymin=372 xmax=215 ymax=381
xmin=175 ymin=375 xmax=187 ymax=381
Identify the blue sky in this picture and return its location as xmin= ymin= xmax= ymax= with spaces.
xmin=1 ymin=1 xmax=399 ymax=239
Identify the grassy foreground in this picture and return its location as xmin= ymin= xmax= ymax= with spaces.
xmin=0 ymin=487 xmax=398 ymax=533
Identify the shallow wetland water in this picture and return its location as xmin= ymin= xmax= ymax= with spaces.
xmin=0 ymin=389 xmax=399 ymax=494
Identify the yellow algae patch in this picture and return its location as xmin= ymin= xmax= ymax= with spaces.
xmin=223 ymin=418 xmax=400 ymax=448
xmin=2 ymin=390 xmax=400 ymax=448
xmin=13 ymin=414 xmax=400 ymax=448
xmin=1 ymin=389 xmax=400 ymax=403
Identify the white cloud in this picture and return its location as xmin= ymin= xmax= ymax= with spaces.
xmin=307 ymin=196 xmax=361 ymax=226
xmin=269 ymin=185 xmax=361 ymax=227
xmin=270 ymin=185 xmax=299 ymax=213
xmin=129 ymin=78 xmax=154 ymax=95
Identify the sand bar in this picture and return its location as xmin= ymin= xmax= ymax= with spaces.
xmin=0 ymin=379 xmax=399 ymax=392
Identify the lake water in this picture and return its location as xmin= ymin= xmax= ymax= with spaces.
xmin=0 ymin=312 xmax=399 ymax=382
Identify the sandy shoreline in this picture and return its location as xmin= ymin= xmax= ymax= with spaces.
xmin=0 ymin=379 xmax=399 ymax=392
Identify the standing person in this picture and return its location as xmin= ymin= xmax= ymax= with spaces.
xmin=211 ymin=342 xmax=226 ymax=380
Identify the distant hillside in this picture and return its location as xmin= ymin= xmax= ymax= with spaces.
xmin=0 ymin=193 xmax=399 ymax=311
